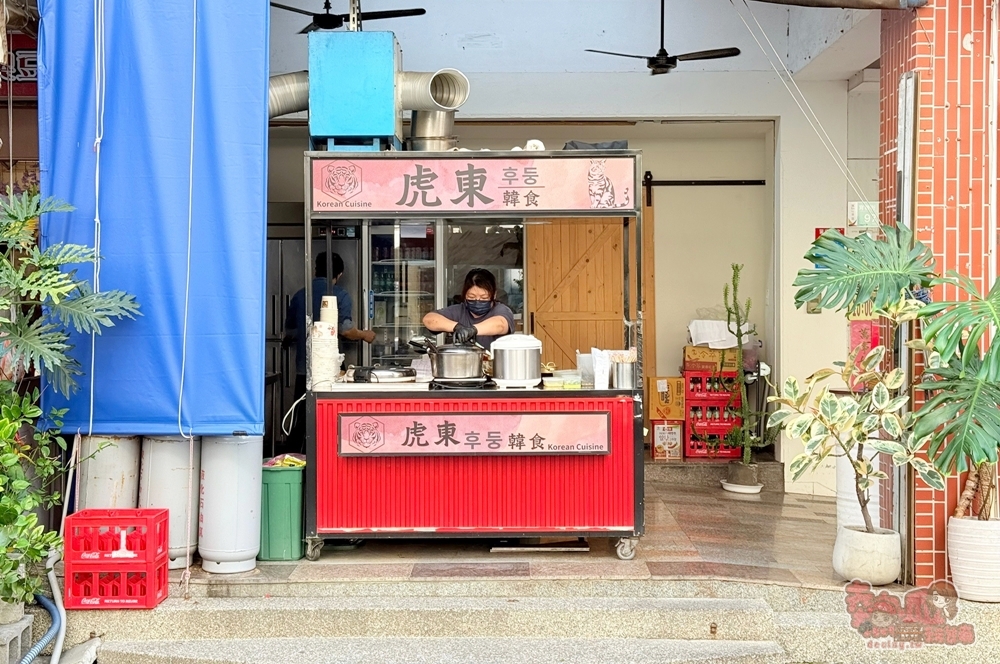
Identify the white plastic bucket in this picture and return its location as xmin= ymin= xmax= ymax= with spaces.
xmin=78 ymin=435 xmax=141 ymax=509
xmin=139 ymin=436 xmax=201 ymax=569
xmin=198 ymin=435 xmax=263 ymax=574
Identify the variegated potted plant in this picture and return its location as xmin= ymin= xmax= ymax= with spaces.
xmin=785 ymin=225 xmax=999 ymax=596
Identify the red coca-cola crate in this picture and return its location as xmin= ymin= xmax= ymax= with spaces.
xmin=64 ymin=509 xmax=169 ymax=610
xmin=65 ymin=509 xmax=168 ymax=564
xmin=64 ymin=559 xmax=169 ymax=609
xmin=683 ymin=371 xmax=742 ymax=459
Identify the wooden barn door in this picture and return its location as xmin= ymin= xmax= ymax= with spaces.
xmin=525 ymin=219 xmax=625 ymax=368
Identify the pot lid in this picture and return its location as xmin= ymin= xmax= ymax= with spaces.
xmin=433 ymin=344 xmax=485 ymax=354
xmin=491 ymin=334 xmax=542 ymax=350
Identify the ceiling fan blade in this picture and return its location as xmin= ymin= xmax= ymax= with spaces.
xmin=675 ymin=47 xmax=741 ymax=62
xmin=358 ymin=8 xmax=427 ymax=21
xmin=298 ymin=22 xmax=320 ymax=34
xmin=270 ymin=2 xmax=315 ymax=17
xmin=584 ymin=49 xmax=650 ymax=60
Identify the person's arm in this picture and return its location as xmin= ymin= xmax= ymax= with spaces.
xmin=423 ymin=311 xmax=459 ymax=333
xmin=472 ymin=315 xmax=509 ymax=337
xmin=336 ymin=292 xmax=375 ymax=343
xmin=341 ymin=324 xmax=375 ymax=344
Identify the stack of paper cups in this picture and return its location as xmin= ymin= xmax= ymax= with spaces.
xmin=319 ymin=296 xmax=338 ymax=326
xmin=308 ymin=321 xmax=342 ymax=391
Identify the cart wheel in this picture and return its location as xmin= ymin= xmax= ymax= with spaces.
xmin=615 ymin=537 xmax=638 ymax=561
xmin=305 ymin=537 xmax=324 ymax=562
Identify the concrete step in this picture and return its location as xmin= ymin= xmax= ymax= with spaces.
xmin=97 ymin=636 xmax=788 ymax=664
xmin=645 ymin=461 xmax=784 ymax=492
xmin=57 ymin=596 xmax=777 ymax=645
xmin=0 ymin=614 xmax=32 ymax=664
xmin=169 ymin=569 xmax=850 ymax=612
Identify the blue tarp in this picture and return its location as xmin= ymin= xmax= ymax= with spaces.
xmin=37 ymin=0 xmax=269 ymax=435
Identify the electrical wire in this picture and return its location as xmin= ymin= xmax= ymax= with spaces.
xmin=729 ymin=0 xmax=880 ymax=222
xmin=176 ymin=0 xmax=198 ymax=600
xmin=88 ymin=0 xmax=107 ymax=439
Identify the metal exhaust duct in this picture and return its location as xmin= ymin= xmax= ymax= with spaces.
xmin=268 ymin=71 xmax=309 ymax=119
xmin=397 ymin=69 xmax=470 ymax=112
xmin=407 ymin=110 xmax=457 ymax=151
xmin=268 ymin=68 xmax=470 ymax=119
xmin=754 ymin=0 xmax=926 ymax=8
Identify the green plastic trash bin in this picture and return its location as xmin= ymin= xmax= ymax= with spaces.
xmin=259 ymin=465 xmax=304 ymax=561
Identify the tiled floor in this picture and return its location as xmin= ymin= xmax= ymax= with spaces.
xmin=189 ymin=480 xmax=848 ymax=590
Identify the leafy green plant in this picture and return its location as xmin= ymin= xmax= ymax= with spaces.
xmin=719 ymin=263 xmax=773 ymax=465
xmin=0 ymin=387 xmax=66 ymax=604
xmin=791 ymin=225 xmax=1000 ymax=521
xmin=1 ymin=191 xmax=140 ymax=604
xmin=769 ymin=342 xmax=944 ymax=534
xmin=1 ymin=190 xmax=140 ymax=395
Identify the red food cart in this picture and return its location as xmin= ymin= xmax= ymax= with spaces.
xmin=302 ymin=150 xmax=645 ymax=560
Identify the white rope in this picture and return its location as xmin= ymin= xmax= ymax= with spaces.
xmin=176 ymin=0 xmax=198 ymax=600
xmin=88 ymin=0 xmax=107 ymax=439
xmin=730 ymin=0 xmax=879 ymax=222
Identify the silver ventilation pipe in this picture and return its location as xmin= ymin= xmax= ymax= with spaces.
xmin=268 ymin=71 xmax=309 ymax=119
xmin=268 ymin=68 xmax=470 ymax=120
xmin=397 ymin=69 xmax=470 ymax=111
xmin=754 ymin=0 xmax=926 ymax=8
xmin=407 ymin=110 xmax=457 ymax=152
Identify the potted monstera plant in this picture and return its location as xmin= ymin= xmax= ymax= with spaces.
xmin=1 ymin=191 xmax=139 ymax=616
xmin=788 ymin=225 xmax=1000 ymax=595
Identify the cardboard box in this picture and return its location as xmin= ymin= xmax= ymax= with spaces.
xmin=648 ymin=377 xmax=685 ymax=420
xmin=683 ymin=345 xmax=740 ymax=373
xmin=651 ymin=420 xmax=683 ymax=461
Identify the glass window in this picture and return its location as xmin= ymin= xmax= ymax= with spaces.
xmin=445 ymin=221 xmax=525 ymax=331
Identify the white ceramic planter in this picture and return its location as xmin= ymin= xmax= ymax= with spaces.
xmin=832 ymin=525 xmax=901 ymax=586
xmin=947 ymin=516 xmax=1000 ymax=603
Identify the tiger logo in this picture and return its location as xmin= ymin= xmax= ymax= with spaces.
xmin=320 ymin=161 xmax=362 ymax=202
xmin=349 ymin=418 xmax=384 ymax=452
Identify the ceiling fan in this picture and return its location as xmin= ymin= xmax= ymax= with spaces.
xmin=270 ymin=0 xmax=426 ymax=34
xmin=586 ymin=0 xmax=740 ymax=75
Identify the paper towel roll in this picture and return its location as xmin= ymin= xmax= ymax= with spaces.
xmin=308 ymin=321 xmax=342 ymax=390
xmin=319 ymin=296 xmax=338 ymax=325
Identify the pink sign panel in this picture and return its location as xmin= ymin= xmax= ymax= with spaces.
xmin=338 ymin=412 xmax=610 ymax=456
xmin=311 ymin=156 xmax=637 ymax=214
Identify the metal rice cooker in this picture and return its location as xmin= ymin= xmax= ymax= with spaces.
xmin=408 ymin=337 xmax=486 ymax=380
xmin=490 ymin=334 xmax=542 ymax=387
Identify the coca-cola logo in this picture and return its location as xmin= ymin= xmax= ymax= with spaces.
xmin=79 ymin=597 xmax=101 ymax=605
xmin=80 ymin=552 xmax=100 ymax=559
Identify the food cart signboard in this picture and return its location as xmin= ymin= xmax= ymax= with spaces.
xmin=311 ymin=155 xmax=638 ymax=215
xmin=338 ymin=412 xmax=610 ymax=456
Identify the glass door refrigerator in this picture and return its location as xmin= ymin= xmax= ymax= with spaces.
xmin=365 ymin=221 xmax=439 ymax=367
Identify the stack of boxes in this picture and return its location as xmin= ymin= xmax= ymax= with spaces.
xmin=648 ymin=345 xmax=744 ymax=461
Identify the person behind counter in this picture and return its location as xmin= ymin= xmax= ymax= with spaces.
xmin=283 ymin=252 xmax=375 ymax=452
xmin=422 ymin=268 xmax=515 ymax=349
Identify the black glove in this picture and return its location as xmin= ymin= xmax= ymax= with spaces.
xmin=453 ymin=324 xmax=478 ymax=345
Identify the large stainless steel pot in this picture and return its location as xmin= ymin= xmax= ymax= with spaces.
xmin=491 ymin=334 xmax=543 ymax=387
xmin=409 ymin=337 xmax=486 ymax=380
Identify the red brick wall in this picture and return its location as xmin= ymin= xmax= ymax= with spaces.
xmin=879 ymin=2 xmax=997 ymax=585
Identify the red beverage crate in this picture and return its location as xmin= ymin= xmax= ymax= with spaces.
xmin=64 ymin=558 xmax=169 ymax=609
xmin=64 ymin=509 xmax=169 ymax=610
xmin=65 ymin=509 xmax=168 ymax=564
xmin=683 ymin=371 xmax=741 ymax=403
xmin=683 ymin=371 xmax=743 ymax=460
